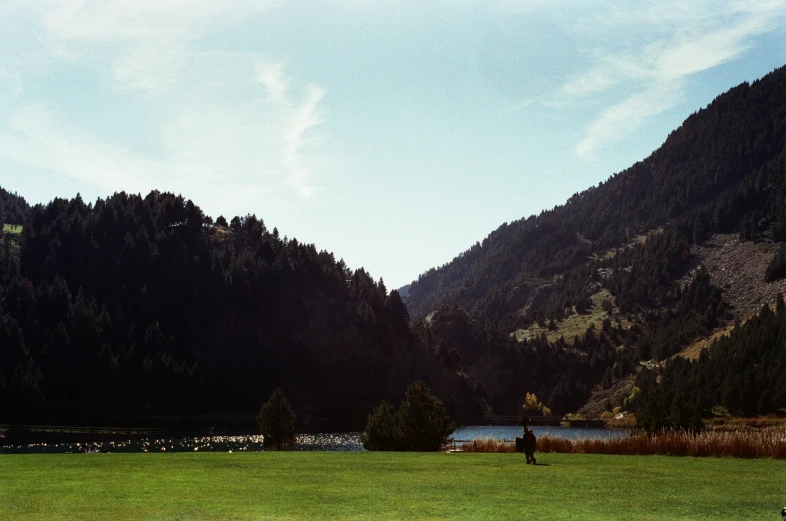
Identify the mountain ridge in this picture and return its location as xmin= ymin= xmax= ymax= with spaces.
xmin=402 ymin=64 xmax=786 ymax=422
xmin=404 ymin=65 xmax=786 ymax=327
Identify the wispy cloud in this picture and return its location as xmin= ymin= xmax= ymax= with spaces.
xmin=257 ymin=63 xmax=326 ymax=198
xmin=514 ymin=0 xmax=786 ymax=160
xmin=0 ymin=1 xmax=329 ymax=200
xmin=257 ymin=63 xmax=289 ymax=104
xmin=575 ymin=83 xmax=682 ymax=160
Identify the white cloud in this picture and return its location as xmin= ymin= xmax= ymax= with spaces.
xmin=255 ymin=61 xmax=327 ymax=198
xmin=257 ymin=63 xmax=289 ymax=104
xmin=564 ymin=0 xmax=786 ymax=159
xmin=575 ymin=84 xmax=682 ymax=160
xmin=0 ymin=1 xmax=329 ymax=200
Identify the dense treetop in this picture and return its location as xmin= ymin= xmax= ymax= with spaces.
xmin=0 ymin=187 xmax=28 ymax=226
xmin=0 ymin=190 xmax=456 ymax=426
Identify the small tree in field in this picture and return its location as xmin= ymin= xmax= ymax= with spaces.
xmin=257 ymin=388 xmax=297 ymax=450
xmin=363 ymin=381 xmax=455 ymax=451
xmin=395 ymin=381 xmax=455 ymax=452
xmin=361 ymin=400 xmax=397 ymax=451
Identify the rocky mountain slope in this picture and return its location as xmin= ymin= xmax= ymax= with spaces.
xmin=404 ymin=65 xmax=786 ymax=420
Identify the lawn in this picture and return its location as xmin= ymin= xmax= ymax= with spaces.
xmin=1 ymin=452 xmax=784 ymax=520
xmin=2 ymin=224 xmax=22 ymax=235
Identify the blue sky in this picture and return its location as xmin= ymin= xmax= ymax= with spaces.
xmin=1 ymin=1 xmax=786 ymax=288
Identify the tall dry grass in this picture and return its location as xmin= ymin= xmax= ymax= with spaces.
xmin=459 ymin=437 xmax=515 ymax=453
xmin=459 ymin=431 xmax=786 ymax=459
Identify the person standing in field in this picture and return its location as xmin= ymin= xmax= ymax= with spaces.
xmin=523 ymin=426 xmax=537 ymax=464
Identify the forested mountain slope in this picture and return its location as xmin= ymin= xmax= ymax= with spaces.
xmin=404 ymin=65 xmax=786 ymax=421
xmin=0 ymin=191 xmax=491 ymax=426
xmin=405 ymin=65 xmax=786 ymax=326
xmin=0 ymin=187 xmax=28 ymax=226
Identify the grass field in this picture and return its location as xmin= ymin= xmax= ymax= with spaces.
xmin=1 ymin=452 xmax=784 ymax=520
xmin=2 ymin=224 xmax=22 ymax=235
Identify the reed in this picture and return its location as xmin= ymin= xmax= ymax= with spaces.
xmin=460 ymin=431 xmax=786 ymax=459
xmin=460 ymin=437 xmax=516 ymax=453
xmin=537 ymin=430 xmax=786 ymax=459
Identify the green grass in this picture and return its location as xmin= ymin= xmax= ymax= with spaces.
xmin=514 ymin=289 xmax=633 ymax=344
xmin=2 ymin=224 xmax=22 ymax=235
xmin=1 ymin=452 xmax=784 ymax=520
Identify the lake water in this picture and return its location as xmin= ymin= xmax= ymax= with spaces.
xmin=453 ymin=425 xmax=628 ymax=442
xmin=1 ymin=426 xmax=627 ymax=454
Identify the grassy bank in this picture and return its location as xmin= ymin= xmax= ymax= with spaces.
xmin=463 ymin=430 xmax=786 ymax=459
xmin=1 ymin=452 xmax=785 ymax=520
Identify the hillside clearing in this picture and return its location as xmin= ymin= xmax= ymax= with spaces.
xmin=513 ymin=289 xmax=633 ymax=344
xmin=590 ymin=227 xmax=665 ymax=262
xmin=2 ymin=224 xmax=22 ymax=235
xmin=675 ymin=323 xmax=738 ymax=361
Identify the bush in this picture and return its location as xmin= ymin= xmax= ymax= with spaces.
xmin=362 ymin=381 xmax=455 ymax=451
xmin=361 ymin=400 xmax=397 ymax=451
xmin=522 ymin=392 xmax=552 ymax=417
xmin=396 ymin=381 xmax=456 ymax=451
xmin=257 ymin=388 xmax=297 ymax=450
xmin=636 ymin=387 xmax=703 ymax=435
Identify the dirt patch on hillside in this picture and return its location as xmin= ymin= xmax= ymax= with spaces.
xmin=688 ymin=234 xmax=786 ymax=319
xmin=676 ymin=323 xmax=738 ymax=361
xmin=576 ymin=375 xmax=636 ymax=419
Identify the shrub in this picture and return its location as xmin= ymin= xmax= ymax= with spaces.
xmin=522 ymin=392 xmax=552 ymax=417
xmin=361 ymin=400 xmax=397 ymax=451
xmin=396 ymin=381 xmax=456 ymax=451
xmin=257 ymin=388 xmax=297 ymax=450
xmin=363 ymin=381 xmax=455 ymax=451
xmin=636 ymin=387 xmax=703 ymax=434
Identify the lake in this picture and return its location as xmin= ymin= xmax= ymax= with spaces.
xmin=1 ymin=426 xmax=627 ymax=454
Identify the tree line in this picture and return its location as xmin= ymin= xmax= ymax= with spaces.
xmin=0 ymin=190 xmax=485 ymax=427
xmin=0 ymin=187 xmax=28 ymax=227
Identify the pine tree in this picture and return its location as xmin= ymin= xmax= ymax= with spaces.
xmin=361 ymin=400 xmax=398 ymax=451
xmin=257 ymin=389 xmax=297 ymax=450
xmin=395 ymin=381 xmax=455 ymax=451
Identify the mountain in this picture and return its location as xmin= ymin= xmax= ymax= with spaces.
xmin=4 ymin=65 xmax=786 ymax=429
xmin=0 ymin=191 xmax=487 ymax=427
xmin=405 ymin=65 xmax=786 ymax=420
xmin=0 ymin=189 xmax=633 ymax=427
xmin=406 ymin=65 xmax=786 ymax=325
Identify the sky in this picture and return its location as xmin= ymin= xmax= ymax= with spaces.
xmin=1 ymin=1 xmax=786 ymax=288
